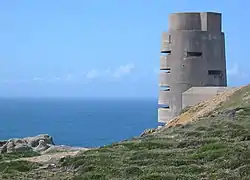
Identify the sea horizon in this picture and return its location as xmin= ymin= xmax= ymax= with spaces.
xmin=0 ymin=98 xmax=158 ymax=148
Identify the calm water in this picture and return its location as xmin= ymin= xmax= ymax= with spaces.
xmin=0 ymin=98 xmax=158 ymax=147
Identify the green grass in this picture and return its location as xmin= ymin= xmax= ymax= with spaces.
xmin=0 ymin=151 xmax=74 ymax=180
xmin=0 ymin=161 xmax=40 ymax=173
xmin=0 ymin=151 xmax=40 ymax=161
xmin=60 ymin=85 xmax=250 ymax=180
xmin=0 ymin=160 xmax=43 ymax=180
xmin=0 ymin=151 xmax=41 ymax=179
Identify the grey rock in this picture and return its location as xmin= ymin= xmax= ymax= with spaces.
xmin=6 ymin=141 xmax=15 ymax=153
xmin=25 ymin=134 xmax=54 ymax=147
xmin=140 ymin=128 xmax=156 ymax=137
xmin=0 ymin=144 xmax=7 ymax=154
xmin=47 ymin=163 xmax=57 ymax=169
xmin=34 ymin=140 xmax=50 ymax=152
xmin=14 ymin=144 xmax=32 ymax=152
xmin=0 ymin=134 xmax=55 ymax=154
xmin=0 ymin=141 xmax=7 ymax=147
xmin=42 ymin=145 xmax=86 ymax=154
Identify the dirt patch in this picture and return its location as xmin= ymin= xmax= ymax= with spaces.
xmin=4 ymin=149 xmax=87 ymax=164
xmin=21 ymin=151 xmax=80 ymax=163
xmin=162 ymin=86 xmax=243 ymax=129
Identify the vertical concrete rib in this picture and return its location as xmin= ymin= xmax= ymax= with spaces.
xmin=158 ymin=12 xmax=227 ymax=124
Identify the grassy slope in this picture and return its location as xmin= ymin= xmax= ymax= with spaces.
xmin=0 ymin=85 xmax=249 ymax=180
xmin=61 ymin=85 xmax=250 ymax=180
xmin=0 ymin=151 xmax=41 ymax=179
xmin=0 ymin=149 xmax=74 ymax=179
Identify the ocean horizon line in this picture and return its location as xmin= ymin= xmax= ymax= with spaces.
xmin=0 ymin=96 xmax=158 ymax=101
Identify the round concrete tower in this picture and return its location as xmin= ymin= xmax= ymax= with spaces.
xmin=158 ymin=12 xmax=227 ymax=124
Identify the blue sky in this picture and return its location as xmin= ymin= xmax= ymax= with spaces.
xmin=0 ymin=0 xmax=249 ymax=98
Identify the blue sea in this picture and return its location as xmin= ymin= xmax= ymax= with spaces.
xmin=0 ymin=98 xmax=158 ymax=148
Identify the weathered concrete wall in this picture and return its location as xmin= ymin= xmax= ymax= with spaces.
xmin=182 ymin=87 xmax=233 ymax=109
xmin=158 ymin=12 xmax=227 ymax=124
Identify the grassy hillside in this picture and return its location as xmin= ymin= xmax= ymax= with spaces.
xmin=0 ymin=85 xmax=250 ymax=180
xmin=0 ymin=150 xmax=75 ymax=179
xmin=61 ymin=85 xmax=250 ymax=180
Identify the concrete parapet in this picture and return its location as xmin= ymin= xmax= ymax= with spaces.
xmin=168 ymin=12 xmax=222 ymax=32
xmin=182 ymin=87 xmax=233 ymax=109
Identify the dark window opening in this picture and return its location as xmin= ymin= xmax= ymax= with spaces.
xmin=161 ymin=50 xmax=171 ymax=54
xmin=205 ymin=84 xmax=216 ymax=86
xmin=208 ymin=70 xmax=222 ymax=75
xmin=162 ymin=106 xmax=170 ymax=109
xmin=160 ymin=67 xmax=171 ymax=71
xmin=161 ymin=69 xmax=170 ymax=73
xmin=186 ymin=51 xmax=202 ymax=57
xmin=160 ymin=86 xmax=170 ymax=91
xmin=163 ymin=89 xmax=170 ymax=91
xmin=158 ymin=104 xmax=169 ymax=109
xmin=158 ymin=122 xmax=166 ymax=126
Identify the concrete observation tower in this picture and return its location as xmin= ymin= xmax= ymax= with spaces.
xmin=158 ymin=12 xmax=227 ymax=125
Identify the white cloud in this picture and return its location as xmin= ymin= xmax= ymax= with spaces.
xmin=227 ymin=62 xmax=248 ymax=78
xmin=65 ymin=74 xmax=75 ymax=81
xmin=85 ymin=69 xmax=99 ymax=79
xmin=113 ymin=63 xmax=135 ymax=78
xmin=0 ymin=63 xmax=136 ymax=84
xmin=84 ymin=63 xmax=135 ymax=80
xmin=45 ymin=76 xmax=61 ymax=82
xmin=54 ymin=77 xmax=61 ymax=81
xmin=103 ymin=68 xmax=111 ymax=75
xmin=32 ymin=76 xmax=43 ymax=81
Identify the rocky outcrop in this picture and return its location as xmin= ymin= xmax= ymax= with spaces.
xmin=140 ymin=128 xmax=157 ymax=137
xmin=0 ymin=134 xmax=89 ymax=155
xmin=43 ymin=145 xmax=87 ymax=154
xmin=0 ymin=134 xmax=55 ymax=154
